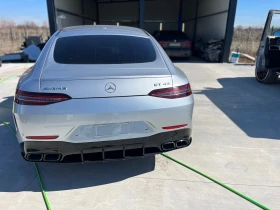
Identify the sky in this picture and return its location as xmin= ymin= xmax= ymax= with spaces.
xmin=0 ymin=0 xmax=48 ymax=26
xmin=234 ymin=0 xmax=280 ymax=27
xmin=0 ymin=0 xmax=279 ymax=27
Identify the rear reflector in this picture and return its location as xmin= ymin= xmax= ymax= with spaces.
xmin=26 ymin=135 xmax=59 ymax=140
xmin=148 ymin=84 xmax=192 ymax=99
xmin=15 ymin=90 xmax=71 ymax=105
xmin=162 ymin=124 xmax=188 ymax=130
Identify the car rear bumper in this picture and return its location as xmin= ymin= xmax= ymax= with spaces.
xmin=21 ymin=128 xmax=192 ymax=163
xmin=14 ymin=96 xmax=194 ymax=144
xmin=165 ymin=49 xmax=192 ymax=58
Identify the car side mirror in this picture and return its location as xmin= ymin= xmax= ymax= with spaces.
xmin=273 ymin=30 xmax=280 ymax=37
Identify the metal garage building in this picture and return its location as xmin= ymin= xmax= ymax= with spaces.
xmin=46 ymin=0 xmax=237 ymax=62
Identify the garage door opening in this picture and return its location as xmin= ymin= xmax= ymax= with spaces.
xmin=47 ymin=0 xmax=237 ymax=62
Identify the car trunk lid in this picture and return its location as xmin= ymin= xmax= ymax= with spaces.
xmin=40 ymin=64 xmax=172 ymax=98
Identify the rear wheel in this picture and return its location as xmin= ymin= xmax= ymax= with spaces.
xmin=255 ymin=69 xmax=279 ymax=84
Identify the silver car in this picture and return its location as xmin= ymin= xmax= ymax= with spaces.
xmin=13 ymin=26 xmax=194 ymax=163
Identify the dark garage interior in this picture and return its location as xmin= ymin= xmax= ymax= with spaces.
xmin=46 ymin=0 xmax=237 ymax=62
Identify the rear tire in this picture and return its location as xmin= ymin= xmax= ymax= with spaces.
xmin=255 ymin=69 xmax=279 ymax=84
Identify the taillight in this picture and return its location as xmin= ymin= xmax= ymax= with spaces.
xmin=15 ymin=89 xmax=71 ymax=105
xmin=148 ymin=84 xmax=192 ymax=99
xmin=182 ymin=41 xmax=192 ymax=48
xmin=158 ymin=41 xmax=168 ymax=48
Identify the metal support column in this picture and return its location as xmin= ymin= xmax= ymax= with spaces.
xmin=177 ymin=0 xmax=183 ymax=31
xmin=81 ymin=0 xmax=85 ymax=24
xmin=222 ymin=0 xmax=238 ymax=62
xmin=46 ymin=0 xmax=57 ymax=35
xmin=139 ymin=0 xmax=145 ymax=29
xmin=192 ymin=0 xmax=199 ymax=51
xmin=96 ymin=0 xmax=100 ymax=24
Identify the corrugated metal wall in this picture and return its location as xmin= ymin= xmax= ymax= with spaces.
xmin=48 ymin=0 xmax=237 ymax=62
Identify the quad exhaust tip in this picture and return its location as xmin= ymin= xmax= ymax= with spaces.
xmin=26 ymin=153 xmax=43 ymax=162
xmin=176 ymin=140 xmax=188 ymax=148
xmin=162 ymin=142 xmax=176 ymax=151
xmin=176 ymin=137 xmax=192 ymax=148
xmin=44 ymin=153 xmax=62 ymax=161
xmin=25 ymin=138 xmax=192 ymax=162
xmin=26 ymin=153 xmax=62 ymax=162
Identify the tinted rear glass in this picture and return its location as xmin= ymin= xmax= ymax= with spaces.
xmin=54 ymin=35 xmax=156 ymax=64
xmin=159 ymin=31 xmax=188 ymax=40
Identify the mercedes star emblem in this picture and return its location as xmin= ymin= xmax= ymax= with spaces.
xmin=105 ymin=83 xmax=116 ymax=93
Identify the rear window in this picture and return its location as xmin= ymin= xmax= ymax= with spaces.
xmin=53 ymin=35 xmax=156 ymax=64
xmin=159 ymin=31 xmax=188 ymax=40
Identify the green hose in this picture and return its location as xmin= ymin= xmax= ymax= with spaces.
xmin=0 ymin=72 xmax=20 ymax=84
xmin=0 ymin=120 xmax=52 ymax=210
xmin=161 ymin=153 xmax=270 ymax=210
xmin=33 ymin=162 xmax=52 ymax=209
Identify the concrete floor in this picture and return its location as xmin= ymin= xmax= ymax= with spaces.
xmin=0 ymin=62 xmax=279 ymax=210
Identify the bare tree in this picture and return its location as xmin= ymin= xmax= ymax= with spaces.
xmin=41 ymin=20 xmax=49 ymax=29
xmin=231 ymin=26 xmax=264 ymax=56
xmin=17 ymin=21 xmax=39 ymax=29
xmin=0 ymin=18 xmax=50 ymax=55
xmin=0 ymin=19 xmax=16 ymax=29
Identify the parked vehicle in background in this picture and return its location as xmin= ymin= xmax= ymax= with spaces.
xmin=153 ymin=30 xmax=192 ymax=59
xmin=256 ymin=10 xmax=280 ymax=84
xmin=13 ymin=26 xmax=194 ymax=163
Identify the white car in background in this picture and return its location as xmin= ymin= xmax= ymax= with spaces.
xmin=13 ymin=25 xmax=194 ymax=162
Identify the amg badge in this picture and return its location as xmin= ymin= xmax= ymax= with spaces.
xmin=43 ymin=87 xmax=67 ymax=91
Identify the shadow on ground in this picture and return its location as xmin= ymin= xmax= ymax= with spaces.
xmin=0 ymin=96 xmax=13 ymax=108
xmin=0 ymin=97 xmax=38 ymax=192
xmin=40 ymin=156 xmax=155 ymax=191
xmin=196 ymin=77 xmax=280 ymax=140
xmin=0 ymin=96 xmax=155 ymax=192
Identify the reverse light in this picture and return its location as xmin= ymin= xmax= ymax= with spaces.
xmin=15 ymin=90 xmax=71 ymax=105
xmin=148 ymin=84 xmax=192 ymax=99
xmin=26 ymin=135 xmax=59 ymax=140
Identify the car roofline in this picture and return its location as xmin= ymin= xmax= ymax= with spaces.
xmin=57 ymin=25 xmax=149 ymax=38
